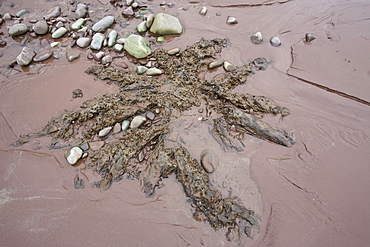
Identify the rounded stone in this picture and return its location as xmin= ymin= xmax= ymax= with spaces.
xmin=98 ymin=126 xmax=112 ymax=137
xmin=89 ymin=141 xmax=105 ymax=151
xmin=270 ymin=36 xmax=281 ymax=47
xmin=200 ymin=149 xmax=218 ymax=173
xmin=149 ymin=13 xmax=183 ymax=35
xmin=70 ymin=18 xmax=86 ymax=31
xmin=136 ymin=65 xmax=148 ymax=75
xmin=226 ymin=16 xmax=238 ymax=24
xmin=168 ymin=47 xmax=180 ymax=55
xmin=113 ymin=122 xmax=121 ymax=133
xmin=33 ymin=21 xmax=49 ymax=35
xmin=101 ymin=55 xmax=112 ymax=65
xmin=146 ymin=14 xmax=154 ymax=28
xmin=304 ymin=33 xmax=316 ymax=43
xmin=137 ymin=21 xmax=148 ymax=33
xmin=113 ymin=43 xmax=123 ymax=52
xmin=146 ymin=111 xmax=155 ymax=120
xmin=8 ymin=23 xmax=28 ymax=36
xmin=156 ymin=36 xmax=165 ymax=43
xmin=76 ymin=37 xmax=91 ymax=48
xmin=223 ymin=61 xmax=235 ymax=72
xmin=90 ymin=33 xmax=106 ymax=50
xmin=67 ymin=53 xmax=80 ymax=62
xmin=124 ymin=34 xmax=152 ymax=59
xmin=44 ymin=6 xmax=61 ymax=20
xmin=33 ymin=50 xmax=53 ymax=62
xmin=52 ymin=27 xmax=68 ymax=39
xmin=76 ymin=6 xmax=87 ymax=18
xmin=16 ymin=9 xmax=29 ymax=18
xmin=208 ymin=60 xmax=224 ymax=70
xmin=16 ymin=47 xmax=35 ymax=66
xmin=64 ymin=146 xmax=83 ymax=165
xmin=130 ymin=116 xmax=147 ymax=129
xmin=199 ymin=7 xmax=207 ymax=15
xmin=146 ymin=67 xmax=163 ymax=76
xmin=250 ymin=31 xmax=263 ymax=44
xmin=92 ymin=16 xmax=115 ymax=32
xmin=121 ymin=120 xmax=130 ymax=131
xmin=108 ymin=30 xmax=118 ymax=47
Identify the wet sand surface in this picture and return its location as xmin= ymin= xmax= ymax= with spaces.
xmin=1 ymin=0 xmax=370 ymax=246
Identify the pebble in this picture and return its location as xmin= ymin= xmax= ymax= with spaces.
xmin=33 ymin=50 xmax=53 ymax=62
xmin=130 ymin=116 xmax=146 ymax=129
xmin=16 ymin=47 xmax=35 ymax=66
xmin=92 ymin=16 xmax=115 ymax=32
xmin=126 ymin=0 xmax=134 ymax=6
xmin=108 ymin=30 xmax=117 ymax=47
xmin=55 ymin=21 xmax=64 ymax=28
xmin=99 ymin=126 xmax=112 ymax=137
xmin=146 ymin=67 xmax=163 ymax=76
xmin=8 ymin=23 xmax=28 ymax=36
xmin=146 ymin=14 xmax=154 ymax=28
xmin=223 ymin=61 xmax=235 ymax=72
xmin=56 ymin=17 xmax=67 ymax=22
xmin=150 ymin=13 xmax=183 ymax=35
xmin=122 ymin=6 xmax=134 ymax=16
xmin=72 ymin=33 xmax=79 ymax=39
xmin=121 ymin=120 xmax=130 ymax=131
xmin=94 ymin=51 xmax=105 ymax=61
xmin=116 ymin=38 xmax=127 ymax=44
xmin=90 ymin=33 xmax=106 ymax=50
xmin=113 ymin=122 xmax=121 ymax=133
xmin=304 ymin=33 xmax=316 ymax=43
xmin=208 ymin=60 xmax=224 ymax=69
xmin=200 ymin=149 xmax=218 ymax=173
xmin=76 ymin=6 xmax=87 ymax=18
xmin=89 ymin=140 xmax=105 ymax=151
xmin=199 ymin=6 xmax=207 ymax=15
xmin=3 ymin=13 xmax=11 ymax=20
xmin=52 ymin=27 xmax=68 ymax=39
xmin=113 ymin=43 xmax=123 ymax=52
xmin=101 ymin=54 xmax=112 ymax=65
xmin=76 ymin=37 xmax=91 ymax=48
xmin=50 ymin=41 xmax=60 ymax=48
xmin=67 ymin=53 xmax=80 ymax=62
xmin=226 ymin=16 xmax=238 ymax=24
xmin=80 ymin=142 xmax=89 ymax=151
xmin=156 ymin=36 xmax=165 ymax=43
xmin=168 ymin=47 xmax=180 ymax=55
xmin=64 ymin=146 xmax=83 ymax=165
xmin=136 ymin=65 xmax=148 ymax=75
xmin=70 ymin=18 xmax=86 ymax=31
xmin=146 ymin=111 xmax=155 ymax=120
xmin=33 ymin=21 xmax=49 ymax=35
xmin=124 ymin=34 xmax=152 ymax=59
xmin=16 ymin=9 xmax=29 ymax=18
xmin=137 ymin=21 xmax=148 ymax=33
xmin=44 ymin=6 xmax=61 ymax=20
xmin=270 ymin=36 xmax=281 ymax=47
xmin=250 ymin=31 xmax=263 ymax=44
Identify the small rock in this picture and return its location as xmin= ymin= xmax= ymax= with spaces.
xmin=92 ymin=16 xmax=115 ymax=32
xmin=208 ymin=60 xmax=224 ymax=69
xmin=130 ymin=116 xmax=146 ymax=129
xmin=150 ymin=13 xmax=183 ymax=35
xmin=122 ymin=6 xmax=134 ymax=17
xmin=3 ymin=13 xmax=12 ymax=20
xmin=146 ymin=111 xmax=155 ymax=120
xmin=74 ymin=174 xmax=85 ymax=189
xmin=89 ymin=141 xmax=105 ymax=151
xmin=16 ymin=9 xmax=29 ymax=18
xmin=168 ymin=47 xmax=180 ymax=55
xmin=90 ymin=33 xmax=106 ymax=50
xmin=8 ymin=23 xmax=28 ymax=36
xmin=16 ymin=47 xmax=35 ymax=66
xmin=223 ymin=61 xmax=235 ymax=72
xmin=156 ymin=36 xmax=165 ymax=43
xmin=116 ymin=38 xmax=127 ymax=44
xmin=55 ymin=21 xmax=64 ymax=28
xmin=101 ymin=55 xmax=112 ymax=65
xmin=199 ymin=6 xmax=207 ymax=15
xmin=56 ymin=17 xmax=67 ymax=22
xmin=99 ymin=126 xmax=112 ymax=138
xmin=94 ymin=51 xmax=105 ymax=61
xmin=304 ymin=33 xmax=316 ymax=43
xmin=67 ymin=53 xmax=80 ymax=62
xmin=270 ymin=36 xmax=281 ymax=47
xmin=200 ymin=149 xmax=218 ymax=173
xmin=132 ymin=2 xmax=139 ymax=8
xmin=52 ymin=27 xmax=68 ymax=39
xmin=124 ymin=34 xmax=152 ymax=59
xmin=50 ymin=41 xmax=60 ymax=48
xmin=80 ymin=142 xmax=89 ymax=151
xmin=108 ymin=30 xmax=117 ymax=47
xmin=70 ymin=18 xmax=86 ymax=31
xmin=33 ymin=21 xmax=49 ymax=35
xmin=226 ymin=16 xmax=238 ymax=24
xmin=250 ymin=31 xmax=263 ymax=44
xmin=126 ymin=0 xmax=134 ymax=6
xmin=76 ymin=6 xmax=87 ymax=18
xmin=136 ymin=65 xmax=148 ymax=75
xmin=64 ymin=147 xmax=83 ymax=165
xmin=72 ymin=33 xmax=79 ymax=39
xmin=146 ymin=14 xmax=154 ymax=28
xmin=121 ymin=120 xmax=130 ymax=131
xmin=113 ymin=43 xmax=124 ymax=52
xmin=33 ymin=50 xmax=53 ymax=62
xmin=76 ymin=37 xmax=91 ymax=48
xmin=72 ymin=88 xmax=83 ymax=98
xmin=146 ymin=67 xmax=163 ymax=76
xmin=137 ymin=21 xmax=148 ymax=33
xmin=44 ymin=6 xmax=61 ymax=20
xmin=113 ymin=122 xmax=121 ymax=133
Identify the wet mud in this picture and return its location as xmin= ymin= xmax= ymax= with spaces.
xmin=1 ymin=0 xmax=370 ymax=246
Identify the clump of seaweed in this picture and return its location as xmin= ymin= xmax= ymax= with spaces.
xmin=14 ymin=38 xmax=294 ymax=242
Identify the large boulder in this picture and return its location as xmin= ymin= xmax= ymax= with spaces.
xmin=149 ymin=13 xmax=183 ymax=35
xmin=124 ymin=34 xmax=152 ymax=59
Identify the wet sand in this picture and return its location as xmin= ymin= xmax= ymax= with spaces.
xmin=1 ymin=0 xmax=370 ymax=246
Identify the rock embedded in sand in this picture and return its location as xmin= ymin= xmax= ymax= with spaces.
xmin=89 ymin=140 xmax=105 ymax=151
xmin=168 ymin=47 xmax=180 ymax=55
xmin=121 ymin=120 xmax=130 ymax=131
xmin=304 ymin=33 xmax=316 ymax=43
xmin=130 ymin=116 xmax=146 ymax=129
xmin=70 ymin=18 xmax=86 ymax=31
xmin=52 ymin=27 xmax=68 ymax=39
xmin=92 ymin=16 xmax=115 ymax=32
xmin=136 ymin=65 xmax=148 ymax=75
xmin=76 ymin=37 xmax=91 ymax=48
xmin=270 ymin=36 xmax=281 ymax=47
xmin=91 ymin=33 xmax=106 ymax=50
xmin=146 ymin=67 xmax=163 ymax=76
xmin=16 ymin=47 xmax=35 ymax=66
xmin=223 ymin=61 xmax=235 ymax=72
xmin=149 ymin=13 xmax=183 ymax=35
xmin=67 ymin=53 xmax=80 ymax=62
xmin=44 ymin=6 xmax=61 ymax=20
xmin=99 ymin=126 xmax=112 ymax=137
xmin=124 ymin=34 xmax=152 ymax=59
xmin=200 ymin=149 xmax=218 ymax=173
xmin=226 ymin=16 xmax=238 ymax=24
xmin=8 ymin=23 xmax=28 ymax=36
xmin=199 ymin=6 xmax=207 ymax=15
xmin=208 ymin=60 xmax=224 ymax=69
xmin=64 ymin=146 xmax=83 ymax=165
xmin=33 ymin=50 xmax=53 ymax=62
xmin=250 ymin=31 xmax=263 ymax=44
xmin=33 ymin=21 xmax=49 ymax=35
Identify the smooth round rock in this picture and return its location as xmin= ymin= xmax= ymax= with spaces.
xmin=270 ymin=36 xmax=281 ymax=47
xmin=50 ymin=42 xmax=60 ymax=48
xmin=94 ymin=51 xmax=105 ymax=61
xmin=121 ymin=120 xmax=130 ymax=131
xmin=33 ymin=50 xmax=53 ymax=62
xmin=146 ymin=14 xmax=154 ymax=28
xmin=226 ymin=16 xmax=238 ymax=24
xmin=67 ymin=53 xmax=80 ymax=62
xmin=101 ymin=55 xmax=112 ymax=65
xmin=52 ymin=27 xmax=68 ymax=39
xmin=223 ymin=61 xmax=235 ymax=72
xmin=124 ymin=34 xmax=152 ymax=59
xmin=16 ymin=47 xmax=35 ymax=66
xmin=146 ymin=111 xmax=155 ymax=120
xmin=146 ymin=67 xmax=163 ymax=76
xmin=92 ymin=16 xmax=115 ymax=32
xmin=44 ymin=6 xmax=61 ymax=20
xmin=16 ymin=9 xmax=29 ymax=18
xmin=55 ymin=21 xmax=64 ymax=28
xmin=113 ymin=43 xmax=123 ymax=52
xmin=250 ymin=31 xmax=263 ymax=44
xmin=150 ymin=13 xmax=183 ymax=35
xmin=33 ymin=21 xmax=49 ymax=35
xmin=136 ymin=65 xmax=148 ymax=75
xmin=113 ymin=122 xmax=121 ymax=134
xmin=108 ymin=30 xmax=117 ymax=47
xmin=199 ymin=7 xmax=207 ymax=15
xmin=137 ymin=21 xmax=148 ymax=33
xmin=76 ymin=6 xmax=87 ymax=18
xmin=90 ymin=33 xmax=106 ymax=50
xmin=76 ymin=37 xmax=91 ymax=48
xmin=168 ymin=47 xmax=180 ymax=55
xmin=98 ymin=126 xmax=112 ymax=137
xmin=122 ymin=6 xmax=134 ymax=16
xmin=305 ymin=33 xmax=316 ymax=43
xmin=130 ymin=116 xmax=146 ymax=129
xmin=208 ymin=60 xmax=224 ymax=70
xmin=64 ymin=147 xmax=83 ymax=165
xmin=3 ymin=13 xmax=11 ymax=20
xmin=200 ymin=149 xmax=218 ymax=173
xmin=156 ymin=36 xmax=165 ymax=43
xmin=8 ymin=24 xmax=28 ymax=36
xmin=70 ymin=18 xmax=86 ymax=31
